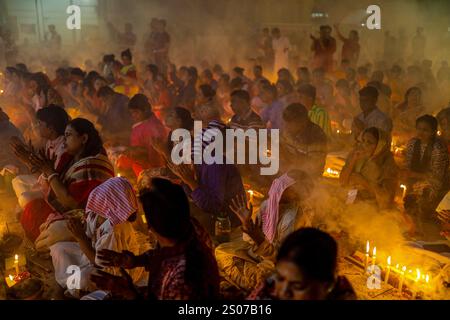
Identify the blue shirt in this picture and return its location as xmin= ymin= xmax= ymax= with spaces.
xmin=184 ymin=162 xmax=245 ymax=228
xmin=260 ymin=100 xmax=284 ymax=129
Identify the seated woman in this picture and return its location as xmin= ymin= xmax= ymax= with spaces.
xmin=90 ymin=178 xmax=220 ymax=300
xmin=50 ymin=177 xmax=146 ymax=297
xmin=340 ymin=127 xmax=398 ymax=210
xmin=114 ymin=49 xmax=139 ymax=98
xmin=137 ymin=106 xmax=194 ymax=185
xmin=248 ymin=228 xmax=356 ymax=300
xmin=116 ymin=94 xmax=167 ymax=177
xmin=215 ymin=170 xmax=315 ymax=292
xmin=401 ymin=115 xmax=449 ymax=240
xmin=393 ymin=87 xmax=424 ymax=141
xmin=18 ymin=118 xmax=114 ymax=241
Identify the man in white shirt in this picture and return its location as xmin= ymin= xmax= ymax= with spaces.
xmin=353 ymin=86 xmax=393 ymax=139
xmin=272 ymin=28 xmax=290 ymax=74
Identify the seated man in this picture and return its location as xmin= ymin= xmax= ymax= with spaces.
xmin=298 ymin=84 xmax=332 ymax=138
xmin=168 ymin=100 xmax=246 ymax=235
xmin=280 ymin=103 xmax=327 ymax=178
xmin=229 ymin=90 xmax=265 ymax=130
xmin=11 ymin=105 xmax=71 ymax=208
xmin=352 ymin=86 xmax=393 ymax=139
xmin=97 ymin=86 xmax=132 ymax=143
xmin=215 ymin=170 xmax=315 ymax=292
xmin=116 ymin=94 xmax=167 ymax=177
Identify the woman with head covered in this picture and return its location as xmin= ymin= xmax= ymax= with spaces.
xmin=49 ymin=177 xmax=146 ymax=298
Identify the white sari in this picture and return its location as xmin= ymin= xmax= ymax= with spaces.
xmin=50 ymin=213 xmax=148 ymax=293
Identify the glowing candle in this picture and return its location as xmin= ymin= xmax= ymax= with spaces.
xmin=385 ymin=256 xmax=391 ymax=284
xmin=372 ymin=247 xmax=377 ymax=268
xmin=437 ymin=130 xmax=442 ymax=136
xmin=14 ymin=254 xmax=19 ymax=276
xmin=424 ymin=274 xmax=430 ymax=297
xmin=400 ymin=184 xmax=407 ymax=199
xmin=412 ymin=269 xmax=420 ymax=299
xmin=117 ymin=173 xmax=121 ymax=177
xmin=248 ymin=190 xmax=254 ymax=206
xmin=398 ymin=266 xmax=407 ymax=294
xmin=364 ymin=241 xmax=370 ymax=271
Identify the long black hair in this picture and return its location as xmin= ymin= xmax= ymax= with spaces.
xmin=139 ymin=178 xmax=220 ymax=299
xmin=277 ymin=228 xmax=337 ymax=284
xmin=68 ymin=118 xmax=105 ymax=158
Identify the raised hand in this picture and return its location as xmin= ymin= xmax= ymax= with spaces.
xmin=96 ymin=249 xmax=136 ymax=269
xmin=229 ymin=194 xmax=253 ymax=229
xmin=28 ymin=151 xmax=56 ymax=176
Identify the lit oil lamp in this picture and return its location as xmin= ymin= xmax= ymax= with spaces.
xmin=371 ymin=247 xmax=377 ymax=268
xmin=14 ymin=254 xmax=19 ymax=276
xmin=384 ymin=256 xmax=391 ymax=284
xmin=412 ymin=268 xmax=421 ymax=299
xmin=398 ymin=265 xmax=407 ymax=294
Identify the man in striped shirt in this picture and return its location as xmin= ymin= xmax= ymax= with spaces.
xmin=298 ymin=84 xmax=332 ymax=138
xmin=229 ymin=90 xmax=265 ymax=130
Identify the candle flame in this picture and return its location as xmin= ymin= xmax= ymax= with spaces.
xmin=248 ymin=190 xmax=254 ymax=196
xmin=402 ymin=266 xmax=407 ymax=272
xmin=372 ymin=247 xmax=376 ymax=256
xmin=366 ymin=241 xmax=370 ymax=254
xmin=117 ymin=173 xmax=121 ymax=177
xmin=400 ymin=184 xmax=406 ymax=190
xmin=14 ymin=254 xmax=18 ymax=261
xmin=416 ymin=269 xmax=421 ymax=280
xmin=9 ymin=275 xmax=13 ymax=281
xmin=325 ymin=168 xmax=340 ymax=177
xmin=387 ymin=256 xmax=391 ymax=265
xmin=425 ymin=274 xmax=429 ymax=283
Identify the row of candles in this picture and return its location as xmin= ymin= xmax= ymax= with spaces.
xmin=364 ymin=241 xmax=431 ymax=298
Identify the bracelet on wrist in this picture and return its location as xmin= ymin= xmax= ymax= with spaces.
xmin=47 ymin=172 xmax=59 ymax=182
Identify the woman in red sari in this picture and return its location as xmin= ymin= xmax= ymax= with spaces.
xmin=19 ymin=118 xmax=114 ymax=241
